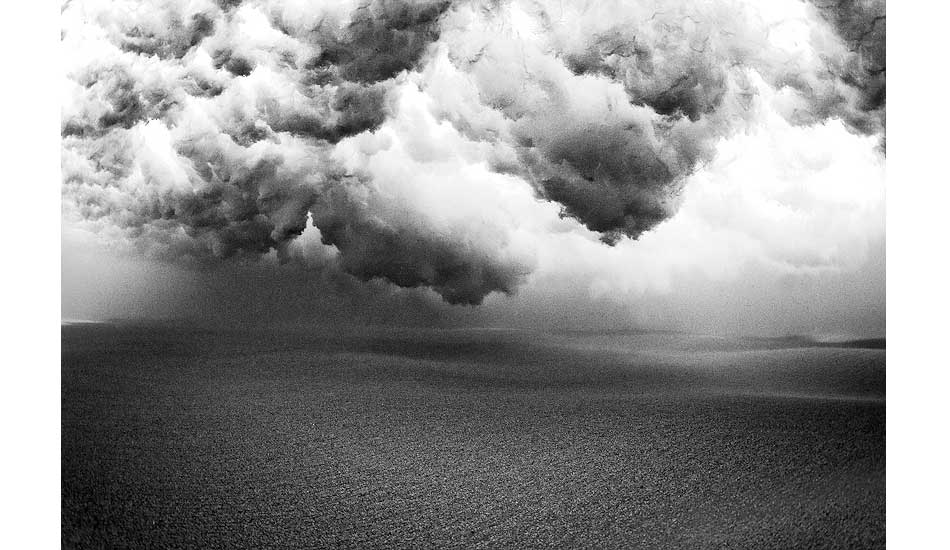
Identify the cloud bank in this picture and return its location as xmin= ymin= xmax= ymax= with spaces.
xmin=62 ymin=0 xmax=885 ymax=308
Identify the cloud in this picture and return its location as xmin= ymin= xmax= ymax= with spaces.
xmin=61 ymin=0 xmax=885 ymax=307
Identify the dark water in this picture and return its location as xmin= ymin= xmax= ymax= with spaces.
xmin=62 ymin=324 xmax=884 ymax=549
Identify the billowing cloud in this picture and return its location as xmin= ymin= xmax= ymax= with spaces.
xmin=61 ymin=0 xmax=885 ymax=306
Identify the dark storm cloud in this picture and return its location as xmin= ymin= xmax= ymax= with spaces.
xmin=307 ymin=0 xmax=452 ymax=84
xmin=446 ymin=0 xmax=885 ymax=239
xmin=514 ymin=119 xmax=702 ymax=243
xmin=562 ymin=27 xmax=731 ymax=122
xmin=267 ymin=82 xmax=390 ymax=143
xmin=803 ymin=0 xmax=885 ymax=136
xmin=62 ymin=0 xmax=491 ymax=304
xmin=311 ymin=178 xmax=530 ymax=305
xmin=512 ymin=15 xmax=738 ymax=239
xmin=119 ymin=12 xmax=218 ymax=60
xmin=62 ymin=0 xmax=886 ymax=305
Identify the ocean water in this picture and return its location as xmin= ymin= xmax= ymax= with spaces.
xmin=62 ymin=324 xmax=884 ymax=549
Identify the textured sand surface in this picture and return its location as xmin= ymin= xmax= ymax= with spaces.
xmin=62 ymin=325 xmax=884 ymax=549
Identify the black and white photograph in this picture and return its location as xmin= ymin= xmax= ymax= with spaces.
xmin=7 ymin=0 xmax=913 ymax=547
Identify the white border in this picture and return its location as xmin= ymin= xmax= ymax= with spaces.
xmin=2 ymin=3 xmax=61 ymax=548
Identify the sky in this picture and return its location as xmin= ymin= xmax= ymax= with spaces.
xmin=60 ymin=0 xmax=886 ymax=337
